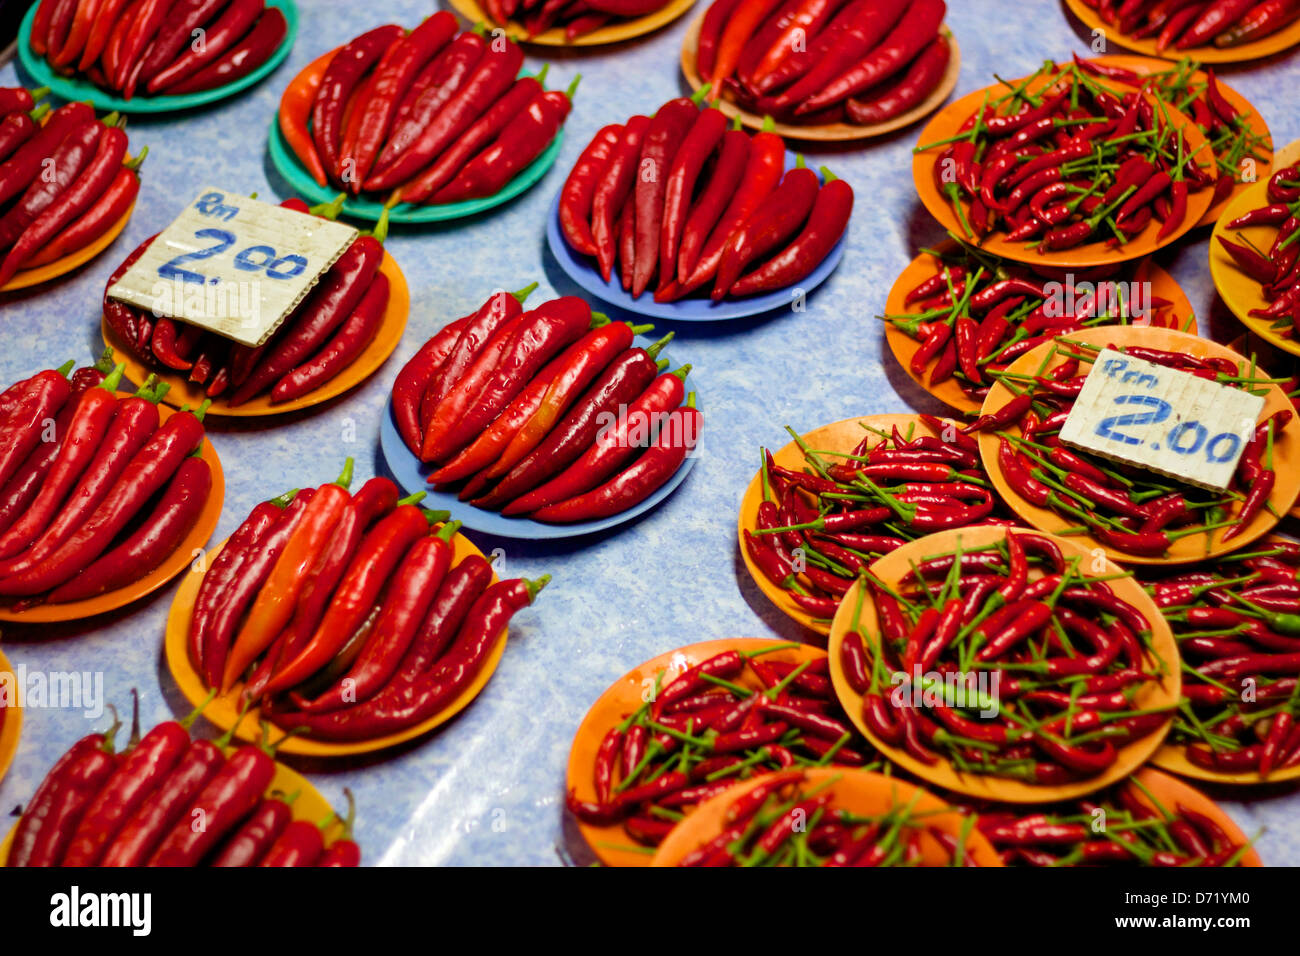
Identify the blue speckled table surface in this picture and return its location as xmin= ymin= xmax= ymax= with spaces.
xmin=1 ymin=0 xmax=1297 ymax=867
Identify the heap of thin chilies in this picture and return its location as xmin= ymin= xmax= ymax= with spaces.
xmin=675 ymin=771 xmax=981 ymax=867
xmin=883 ymin=243 xmax=1192 ymax=404
xmin=974 ymin=337 xmax=1290 ymax=557
xmin=970 ymin=774 xmax=1255 ymax=867
xmin=1218 ymin=163 xmax=1300 ymax=332
xmin=839 ymin=531 xmax=1173 ymax=785
xmin=916 ymin=60 xmax=1217 ymax=252
xmin=1149 ymin=539 xmax=1300 ymax=776
xmin=745 ymin=416 xmax=1014 ymax=620
xmin=566 ymin=645 xmax=875 ymax=853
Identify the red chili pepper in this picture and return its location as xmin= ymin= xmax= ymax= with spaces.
xmin=8 ymin=729 xmax=114 ymax=867
xmin=146 ymin=0 xmax=267 ymax=94
xmin=259 ymin=820 xmax=325 ymax=867
xmin=365 ymin=37 xmax=524 ymax=193
xmin=712 ymin=164 xmax=820 ymax=300
xmin=229 ymin=228 xmax=385 ymax=406
xmin=422 ymin=297 xmax=594 ymax=463
xmin=1178 ymin=0 xmax=1257 ymax=47
xmin=846 ymin=33 xmax=951 ymax=125
xmin=631 ymin=92 xmax=705 ymax=298
xmin=211 ymin=797 xmax=294 ymax=867
xmin=559 ymin=123 xmax=623 ymax=258
xmin=47 ymin=454 xmax=210 ymax=604
xmin=796 ymin=0 xmax=945 ymax=114
xmin=162 ymin=7 xmax=291 ymax=96
xmin=471 ymin=343 xmax=666 ymax=510
xmin=429 ymin=79 xmax=576 ymax=204
xmin=392 ymin=554 xmax=494 ymax=683
xmin=588 ymin=115 xmax=649 ymax=282
xmin=399 ymin=73 xmax=547 ymax=205
xmin=148 ymin=743 xmax=276 ymax=866
xmin=299 ymin=521 xmax=459 ymax=711
xmin=1215 ymin=0 xmax=1300 ymax=45
xmin=727 ymin=171 xmax=853 ymax=297
xmin=268 ymin=577 xmax=547 ymax=741
xmin=0 ymin=115 xmax=101 ymax=245
xmin=270 ymin=271 xmax=390 ymax=403
xmin=530 ymin=402 xmax=701 ymax=522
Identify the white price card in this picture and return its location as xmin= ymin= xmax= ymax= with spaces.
xmin=1058 ymin=348 xmax=1264 ymax=492
xmin=106 ymin=188 xmax=359 ymax=347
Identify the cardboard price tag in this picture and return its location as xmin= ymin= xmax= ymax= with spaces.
xmin=106 ymin=188 xmax=359 ymax=347
xmin=1058 ymin=349 xmax=1264 ymax=492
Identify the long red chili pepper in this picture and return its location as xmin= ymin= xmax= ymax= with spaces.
xmin=712 ymin=163 xmax=819 ymax=300
xmin=559 ymin=123 xmax=623 ymax=258
xmin=163 ymin=7 xmax=291 ymax=96
xmin=396 ymin=72 xmax=546 ymax=205
xmin=267 ymin=577 xmax=547 ymax=740
xmin=146 ymin=0 xmax=265 ymax=94
xmin=631 ymin=90 xmax=705 ymax=298
xmin=211 ymin=796 xmax=294 ymax=866
xmin=726 ymin=170 xmax=852 ymax=297
xmin=47 ymin=454 xmax=211 ymax=604
xmin=590 ymin=115 xmax=649 ymax=282
xmin=8 ymin=730 xmax=112 ymax=866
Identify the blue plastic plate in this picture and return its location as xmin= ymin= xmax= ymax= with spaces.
xmin=544 ymin=153 xmax=846 ymax=322
xmin=17 ymin=0 xmax=298 ymax=113
xmin=266 ymin=93 xmax=564 ymax=224
xmin=377 ymin=345 xmax=700 ymax=540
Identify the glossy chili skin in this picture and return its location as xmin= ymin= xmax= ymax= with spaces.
xmin=674 ymin=126 xmax=749 ymax=283
xmin=164 ymin=8 xmax=291 ymax=95
xmin=727 ymin=175 xmax=853 ymax=296
xmin=0 ymin=368 xmax=73 ymax=492
xmin=712 ymin=165 xmax=820 ymax=300
xmin=560 ymin=124 xmax=623 ymax=257
xmin=261 ymin=504 xmax=432 ymax=697
xmin=258 ymin=820 xmax=324 ymax=866
xmin=271 ymin=271 xmax=390 ymax=402
xmin=631 ymin=96 xmax=700 ymax=297
xmin=471 ymin=348 xmax=662 ymax=509
xmin=531 ymin=404 xmax=701 ymax=522
xmin=211 ymin=797 xmax=294 ymax=866
xmin=503 ymin=367 xmax=689 ymax=515
xmin=657 ymin=107 xmax=728 ymax=287
xmin=146 ymin=0 xmax=268 ymax=94
xmin=0 ymin=408 xmax=207 ymax=597
xmin=0 ymin=118 xmax=101 ymax=248
xmin=391 ymin=314 xmax=469 ymax=455
xmin=310 ymin=24 xmax=405 ymax=183
xmin=394 ymin=554 xmax=495 ymax=681
xmin=229 ymin=234 xmax=384 ymax=405
xmin=590 ymin=115 xmax=649 ymax=282
xmin=397 ymin=75 xmax=543 ymax=204
xmin=429 ymin=86 xmax=573 ymax=204
xmin=47 ymin=455 xmax=212 ymax=603
xmin=267 ymin=577 xmax=544 ymax=740
xmin=148 ymin=744 xmax=276 ymax=866
xmin=61 ymin=721 xmax=192 ymax=866
xmin=8 ymin=734 xmax=105 ymax=866
xmin=300 ymin=524 xmax=456 ymax=711
xmin=846 ymin=33 xmax=950 ymax=124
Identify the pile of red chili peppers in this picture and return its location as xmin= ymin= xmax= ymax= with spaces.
xmin=1219 ymin=163 xmax=1300 ymax=334
xmin=481 ymin=0 xmax=674 ymax=41
xmin=30 ymin=0 xmax=288 ymax=98
xmin=698 ymin=0 xmax=950 ymax=126
xmin=7 ymin=701 xmax=360 ymax=867
xmin=916 ymin=61 xmax=1218 ymax=252
xmin=0 ymin=91 xmax=146 ymax=287
xmin=1080 ymin=0 xmax=1300 ymax=51
xmin=970 ymin=774 xmax=1254 ymax=866
xmin=839 ymin=530 xmax=1172 ymax=784
xmin=1149 ymin=538 xmax=1300 ymax=776
xmin=279 ymin=16 xmax=574 ymax=205
xmin=567 ymin=646 xmax=876 ymax=853
xmin=676 ymin=771 xmax=981 ymax=866
xmin=1074 ymin=55 xmax=1271 ymax=216
xmin=884 ymin=244 xmax=1192 ymax=404
xmin=978 ymin=338 xmax=1290 ymax=557
xmin=558 ymin=92 xmax=853 ymax=301
xmin=186 ymin=458 xmax=548 ymax=742
xmin=745 ymin=416 xmax=1013 ymax=621
xmin=394 ymin=289 xmax=701 ymax=524
xmin=105 ymin=197 xmax=391 ymax=406
xmin=0 ymin=356 xmax=213 ymax=607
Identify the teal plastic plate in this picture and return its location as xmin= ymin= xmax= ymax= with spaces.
xmin=16 ymin=0 xmax=298 ymax=113
xmin=266 ymin=112 xmax=565 ymax=224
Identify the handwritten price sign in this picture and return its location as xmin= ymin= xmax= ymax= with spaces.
xmin=1059 ymin=349 xmax=1264 ymax=492
xmin=107 ymin=188 xmax=358 ymax=347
